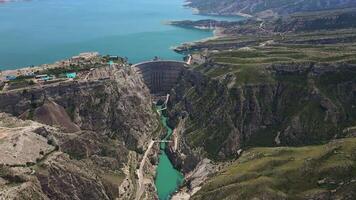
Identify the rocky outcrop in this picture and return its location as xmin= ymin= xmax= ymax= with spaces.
xmin=19 ymin=99 xmax=81 ymax=133
xmin=0 ymin=113 xmax=55 ymax=166
xmin=0 ymin=109 xmax=134 ymax=200
xmin=36 ymin=152 xmax=111 ymax=200
xmin=171 ymin=159 xmax=217 ymax=200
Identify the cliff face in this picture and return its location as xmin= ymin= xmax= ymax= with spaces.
xmin=168 ymin=3 xmax=356 ymax=197
xmin=274 ymin=8 xmax=356 ymax=32
xmin=0 ymin=66 xmax=159 ymax=199
xmin=167 ymin=63 xmax=356 ymax=169
xmin=0 ymin=113 xmax=128 ymax=200
xmin=0 ymin=66 xmax=157 ymax=151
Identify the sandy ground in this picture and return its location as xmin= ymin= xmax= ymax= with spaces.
xmin=135 ymin=140 xmax=155 ymax=200
xmin=0 ymin=129 xmax=10 ymax=140
xmin=0 ymin=116 xmax=55 ymax=166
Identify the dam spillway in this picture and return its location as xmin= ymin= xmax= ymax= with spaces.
xmin=134 ymin=60 xmax=188 ymax=95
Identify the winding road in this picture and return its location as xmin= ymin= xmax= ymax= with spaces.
xmin=135 ymin=140 xmax=155 ymax=200
xmin=135 ymin=95 xmax=172 ymax=200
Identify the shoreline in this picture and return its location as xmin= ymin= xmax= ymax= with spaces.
xmin=170 ymin=21 xmax=234 ymax=55
xmin=1 ymin=1 xmax=235 ymax=73
xmin=183 ymin=0 xmax=253 ymax=18
xmin=0 ymin=52 xmax=100 ymax=82
xmin=171 ymin=1 xmax=248 ymax=56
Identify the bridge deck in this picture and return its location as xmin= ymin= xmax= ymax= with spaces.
xmin=154 ymin=140 xmax=172 ymax=143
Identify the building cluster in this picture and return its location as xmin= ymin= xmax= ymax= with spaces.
xmin=1 ymin=52 xmax=101 ymax=82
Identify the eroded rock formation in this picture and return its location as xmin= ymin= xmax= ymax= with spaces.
xmin=0 ymin=65 xmax=160 ymax=199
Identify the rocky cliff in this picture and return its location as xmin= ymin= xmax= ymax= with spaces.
xmin=166 ymin=63 xmax=355 ymax=171
xmin=0 ymin=65 xmax=160 ymax=199
xmin=166 ymin=2 xmax=356 ymax=197
xmin=0 ymin=65 xmax=158 ymax=151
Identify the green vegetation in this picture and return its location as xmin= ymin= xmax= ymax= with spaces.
xmin=38 ymin=65 xmax=86 ymax=76
xmin=192 ymin=138 xmax=356 ymax=200
xmin=99 ymin=139 xmax=123 ymax=158
xmin=194 ymin=41 xmax=356 ymax=87
xmin=65 ymin=105 xmax=76 ymax=121
xmin=7 ymin=78 xmax=35 ymax=90
xmin=36 ymin=55 xmax=124 ymax=77
xmin=0 ymin=165 xmax=27 ymax=184
xmin=13 ymin=75 xmax=34 ymax=81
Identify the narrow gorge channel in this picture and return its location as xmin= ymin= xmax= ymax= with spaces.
xmin=155 ymin=105 xmax=184 ymax=200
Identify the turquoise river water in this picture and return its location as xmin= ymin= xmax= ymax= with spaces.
xmin=156 ymin=105 xmax=183 ymax=200
xmin=0 ymin=0 xmax=241 ymax=69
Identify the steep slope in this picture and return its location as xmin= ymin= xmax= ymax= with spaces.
xmin=169 ymin=27 xmax=356 ymax=164
xmin=192 ymin=137 xmax=356 ymax=200
xmin=187 ymin=0 xmax=356 ymax=18
xmin=0 ymin=65 xmax=158 ymax=151
xmin=168 ymin=62 xmax=355 ymax=163
xmin=167 ymin=3 xmax=356 ymax=198
xmin=0 ymin=63 xmax=160 ymax=199
xmin=19 ymin=99 xmax=81 ymax=133
xmin=0 ymin=113 xmax=111 ymax=200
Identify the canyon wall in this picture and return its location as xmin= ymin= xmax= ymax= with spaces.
xmin=0 ymin=66 xmax=159 ymax=199
xmin=167 ymin=63 xmax=356 ymax=172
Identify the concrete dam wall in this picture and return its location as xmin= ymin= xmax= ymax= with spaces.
xmin=134 ymin=61 xmax=188 ymax=95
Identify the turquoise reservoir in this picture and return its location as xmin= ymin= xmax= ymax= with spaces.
xmin=0 ymin=0 xmax=242 ymax=69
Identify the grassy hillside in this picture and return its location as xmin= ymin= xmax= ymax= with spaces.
xmin=196 ymin=41 xmax=356 ymax=86
xmin=192 ymin=138 xmax=356 ymax=200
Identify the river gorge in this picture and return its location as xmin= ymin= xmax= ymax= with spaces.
xmin=1 ymin=0 xmax=356 ymax=199
xmin=155 ymin=105 xmax=184 ymax=200
xmin=0 ymin=1 xmax=242 ymax=199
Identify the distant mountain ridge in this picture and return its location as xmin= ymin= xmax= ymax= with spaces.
xmin=187 ymin=0 xmax=356 ymax=18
